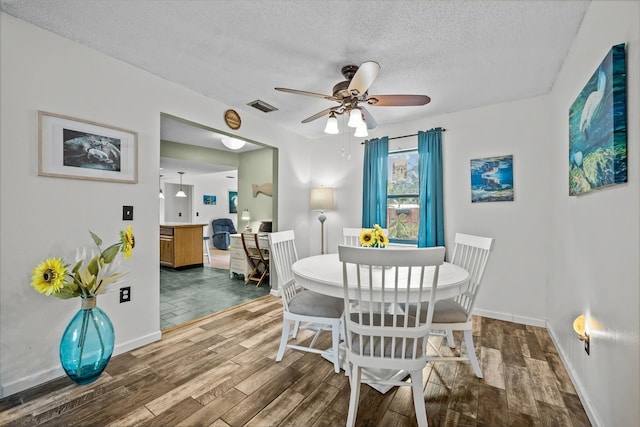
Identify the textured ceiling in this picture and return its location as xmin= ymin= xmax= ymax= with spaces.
xmin=1 ymin=0 xmax=590 ymax=140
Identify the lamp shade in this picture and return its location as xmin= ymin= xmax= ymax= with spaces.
xmin=324 ymin=113 xmax=339 ymax=134
xmin=241 ymin=209 xmax=251 ymax=221
xmin=573 ymin=314 xmax=588 ymax=339
xmin=347 ymin=108 xmax=363 ymax=128
xmin=310 ymin=187 xmax=334 ymax=211
xmin=176 ymin=171 xmax=187 ymax=197
xmin=354 ymin=120 xmax=368 ymax=137
xmin=221 ymin=137 xmax=246 ymax=150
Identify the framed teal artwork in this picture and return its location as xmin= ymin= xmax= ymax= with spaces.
xmin=569 ymin=43 xmax=627 ymax=196
xmin=470 ymin=155 xmax=514 ymax=203
xmin=228 ymin=191 xmax=238 ymax=213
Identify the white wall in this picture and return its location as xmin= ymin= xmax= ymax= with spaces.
xmin=306 ymin=129 xmax=365 ymax=256
xmin=0 ymin=13 xmax=309 ymax=396
xmin=311 ymin=96 xmax=553 ymax=326
xmin=238 ymin=148 xmax=274 ymax=233
xmin=547 ymin=2 xmax=640 ymax=426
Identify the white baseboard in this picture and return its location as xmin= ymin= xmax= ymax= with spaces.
xmin=1 ymin=330 xmax=161 ymax=398
xmin=472 ymin=308 xmax=546 ymax=327
xmin=545 ymin=323 xmax=602 ymax=427
xmin=115 ymin=330 xmax=162 ymax=354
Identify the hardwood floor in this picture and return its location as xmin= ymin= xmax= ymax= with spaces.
xmin=0 ymin=295 xmax=591 ymax=427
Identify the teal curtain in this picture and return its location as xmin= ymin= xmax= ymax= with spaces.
xmin=362 ymin=137 xmax=389 ymax=228
xmin=418 ymin=129 xmax=444 ymax=247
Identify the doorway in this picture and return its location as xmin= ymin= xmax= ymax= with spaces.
xmin=159 ymin=113 xmax=277 ymax=330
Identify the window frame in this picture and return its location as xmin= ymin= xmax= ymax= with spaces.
xmin=387 ymin=148 xmax=419 ymax=245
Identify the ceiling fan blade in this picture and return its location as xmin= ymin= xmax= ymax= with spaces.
xmin=360 ymin=106 xmax=377 ymax=130
xmin=275 ymin=87 xmax=336 ymax=101
xmin=366 ymin=94 xmax=431 ymax=106
xmin=347 ymin=61 xmax=381 ymax=96
xmin=301 ymin=107 xmax=336 ymax=123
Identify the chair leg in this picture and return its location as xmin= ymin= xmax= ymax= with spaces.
xmin=256 ymin=267 xmax=269 ymax=287
xmin=411 ymin=369 xmax=428 ymax=427
xmin=291 ymin=320 xmax=300 ymax=339
xmin=245 ymin=265 xmax=260 ymax=285
xmin=276 ymin=319 xmax=291 ymax=362
xmin=346 ymin=365 xmax=362 ymax=427
xmin=331 ymin=320 xmax=341 ymax=373
xmin=464 ymin=329 xmax=483 ymax=378
xmin=445 ymin=330 xmax=455 ymax=348
xmin=203 ymin=240 xmax=211 ymax=264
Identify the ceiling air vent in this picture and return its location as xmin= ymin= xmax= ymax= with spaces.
xmin=247 ymin=99 xmax=278 ymax=113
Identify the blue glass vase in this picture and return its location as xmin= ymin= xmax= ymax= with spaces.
xmin=59 ymin=296 xmax=114 ymax=385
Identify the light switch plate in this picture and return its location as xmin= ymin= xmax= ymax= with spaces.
xmin=122 ymin=205 xmax=133 ymax=221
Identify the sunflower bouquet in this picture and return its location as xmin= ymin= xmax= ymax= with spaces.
xmin=359 ymin=224 xmax=388 ymax=248
xmin=31 ymin=226 xmax=135 ymax=299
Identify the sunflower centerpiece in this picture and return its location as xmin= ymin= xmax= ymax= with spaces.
xmin=359 ymin=224 xmax=388 ymax=248
xmin=30 ymin=226 xmax=135 ymax=385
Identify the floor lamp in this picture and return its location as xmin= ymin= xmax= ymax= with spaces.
xmin=310 ymin=187 xmax=335 ymax=254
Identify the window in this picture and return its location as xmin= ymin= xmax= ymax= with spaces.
xmin=387 ymin=149 xmax=419 ymax=244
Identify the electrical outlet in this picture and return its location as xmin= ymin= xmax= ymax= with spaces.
xmin=122 ymin=206 xmax=133 ymax=221
xmin=119 ymin=286 xmax=131 ymax=303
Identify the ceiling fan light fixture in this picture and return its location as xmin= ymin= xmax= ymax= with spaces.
xmin=347 ymin=108 xmax=363 ymax=128
xmin=354 ymin=121 xmax=368 ymax=138
xmin=324 ymin=112 xmax=339 ymax=134
xmin=221 ymin=136 xmax=246 ymax=150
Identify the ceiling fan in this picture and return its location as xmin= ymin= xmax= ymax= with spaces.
xmin=275 ymin=61 xmax=431 ymax=135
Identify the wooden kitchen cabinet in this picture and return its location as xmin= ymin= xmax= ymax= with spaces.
xmin=160 ymin=224 xmax=206 ymax=269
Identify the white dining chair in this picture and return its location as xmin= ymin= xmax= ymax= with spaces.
xmin=423 ymin=233 xmax=494 ymax=378
xmin=269 ymin=230 xmax=344 ymax=373
xmin=343 ymin=227 xmax=389 ymax=246
xmin=342 ymin=227 xmax=362 ymax=246
xmin=338 ymin=245 xmax=446 ymax=427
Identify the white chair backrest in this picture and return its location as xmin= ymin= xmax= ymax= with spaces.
xmin=449 ymin=233 xmax=494 ymax=317
xmin=343 ymin=227 xmax=389 ymax=246
xmin=342 ymin=228 xmax=362 ymax=246
xmin=338 ymin=245 xmax=445 ymax=368
xmin=268 ymin=230 xmax=299 ymax=307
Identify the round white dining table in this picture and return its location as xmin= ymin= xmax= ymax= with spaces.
xmin=291 ymin=252 xmax=471 ymax=394
xmin=292 ymin=253 xmax=470 ymax=302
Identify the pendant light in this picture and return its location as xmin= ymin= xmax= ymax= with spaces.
xmin=159 ymin=174 xmax=165 ymax=199
xmin=175 ymin=172 xmax=187 ymax=198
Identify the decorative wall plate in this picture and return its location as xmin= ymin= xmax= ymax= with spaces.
xmin=224 ymin=109 xmax=241 ymax=130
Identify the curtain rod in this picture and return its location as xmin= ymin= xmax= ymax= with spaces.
xmin=361 ymin=128 xmax=446 ymax=144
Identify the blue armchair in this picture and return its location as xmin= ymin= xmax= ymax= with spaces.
xmin=211 ymin=218 xmax=236 ymax=250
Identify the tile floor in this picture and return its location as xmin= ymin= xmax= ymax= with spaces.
xmin=160 ymin=265 xmax=271 ymax=330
